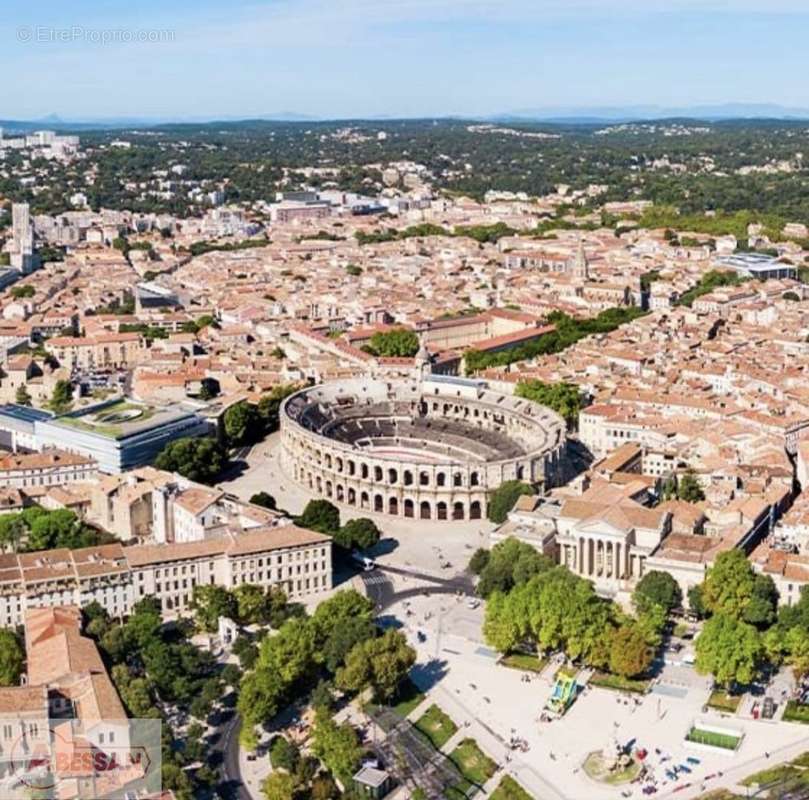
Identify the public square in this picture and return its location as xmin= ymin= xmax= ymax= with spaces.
xmin=222 ymin=431 xmax=809 ymax=800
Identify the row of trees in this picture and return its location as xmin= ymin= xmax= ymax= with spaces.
xmin=152 ymin=383 xmax=304 ymax=485
xmin=83 ymin=599 xmax=232 ymax=799
xmin=238 ymin=590 xmax=415 ymax=746
xmin=514 ymin=380 xmax=584 ymax=428
xmin=296 ymin=499 xmax=381 ymax=551
xmin=0 ymin=507 xmax=115 ymax=553
xmin=478 ymin=538 xmax=684 ymax=680
xmin=464 ymin=306 xmax=647 ymax=374
xmin=190 ymin=583 xmax=300 ymax=633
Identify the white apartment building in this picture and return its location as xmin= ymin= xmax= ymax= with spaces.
xmin=0 ymin=525 xmax=332 ymax=628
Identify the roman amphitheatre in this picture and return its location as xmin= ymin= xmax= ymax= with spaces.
xmin=280 ymin=375 xmax=567 ymax=522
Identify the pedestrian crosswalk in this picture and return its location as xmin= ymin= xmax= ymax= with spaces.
xmin=362 ymin=573 xmax=392 ymax=586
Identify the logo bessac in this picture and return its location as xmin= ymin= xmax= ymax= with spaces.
xmin=8 ymin=723 xmax=152 ymax=792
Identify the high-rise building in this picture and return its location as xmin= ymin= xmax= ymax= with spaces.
xmin=10 ymin=202 xmax=35 ymax=273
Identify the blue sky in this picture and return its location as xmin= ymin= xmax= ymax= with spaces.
xmin=2 ymin=0 xmax=809 ymax=120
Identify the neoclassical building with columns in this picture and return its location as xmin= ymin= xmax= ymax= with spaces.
xmin=554 ymin=479 xmax=671 ymax=593
xmin=280 ymin=375 xmax=567 ymax=522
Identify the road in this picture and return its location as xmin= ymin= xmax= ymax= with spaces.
xmin=361 ymin=563 xmax=475 ymax=613
xmin=214 ymin=562 xmax=468 ymax=800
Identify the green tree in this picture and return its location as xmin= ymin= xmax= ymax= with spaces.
xmin=237 ymin=667 xmax=286 ymax=729
xmin=297 ymin=499 xmax=340 ymax=534
xmin=336 ymin=629 xmax=416 ymax=701
xmin=257 ymin=618 xmax=318 ymax=686
xmin=191 ymin=585 xmax=237 ymax=632
xmin=476 ymin=536 xmax=551 ymax=597
xmin=695 ymin=613 xmax=763 ymax=688
xmin=609 ymin=624 xmax=652 ymax=679
xmin=633 ymin=570 xmax=683 ymax=616
xmin=0 ymin=629 xmax=24 ymax=686
xmin=322 ymin=617 xmax=378 ymax=673
xmin=269 ymin=736 xmax=300 ymax=772
xmin=154 ymin=436 xmax=227 ymax=484
xmin=14 ymin=385 xmax=32 ymax=407
xmin=250 ymin=492 xmax=277 ymax=510
xmin=224 ymin=401 xmax=260 ymax=446
xmin=310 ymin=708 xmax=363 ymax=786
xmin=677 ymin=469 xmax=705 ymax=503
xmin=468 ymin=548 xmax=490 ymax=575
xmin=366 ymin=328 xmax=420 ymax=358
xmin=0 ymin=514 xmax=26 ymax=552
xmin=48 ymin=379 xmax=73 ymax=413
xmin=701 ymin=549 xmax=777 ymax=625
xmin=233 ymin=584 xmax=269 ymax=626
xmin=311 ymin=590 xmax=375 ymax=647
xmin=688 ymin=584 xmax=708 ymax=618
xmin=515 ymin=380 xmax=583 ymax=427
xmin=335 ymin=518 xmax=381 ymax=551
xmin=258 ymin=384 xmax=301 ymax=433
xmin=262 ymin=771 xmax=298 ymax=800
xmin=486 ymin=481 xmax=536 ymax=524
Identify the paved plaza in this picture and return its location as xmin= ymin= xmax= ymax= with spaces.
xmin=222 ymin=434 xmax=809 ymax=799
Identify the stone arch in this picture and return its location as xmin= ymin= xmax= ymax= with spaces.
xmin=336 ymin=484 xmax=345 ymax=502
xmin=470 ymin=471 xmax=480 ymax=487
xmin=404 ymin=499 xmax=415 ymax=518
xmin=452 ymin=501 xmax=465 ymax=521
xmin=347 ymin=488 xmax=356 ymax=505
xmin=436 ymin=472 xmax=446 ymax=487
xmin=348 ymin=460 xmax=356 ymax=476
xmin=374 ymin=494 xmax=384 ymax=513
xmin=419 ymin=471 xmax=430 ymax=486
xmin=388 ymin=468 xmax=398 ymax=484
xmin=470 ymin=500 xmax=482 ymax=520
xmin=325 ymin=454 xmax=332 ymax=469
xmin=361 ymin=463 xmax=369 ymax=479
xmin=336 ymin=457 xmax=343 ymax=473
xmin=374 ymin=466 xmax=383 ymax=482
xmin=404 ymin=470 xmax=414 ymax=486
xmin=325 ymin=481 xmax=333 ymax=498
xmin=388 ymin=496 xmax=399 ymax=515
xmin=419 ymin=500 xmax=431 ymax=520
xmin=453 ymin=472 xmax=463 ymax=487
xmin=516 ymin=464 xmax=525 ymax=481
xmin=360 ymin=491 xmax=370 ymax=509
xmin=436 ymin=501 xmax=448 ymax=521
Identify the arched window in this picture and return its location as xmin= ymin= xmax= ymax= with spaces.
xmin=404 ymin=499 xmax=415 ymax=518
xmin=436 ymin=502 xmax=448 ymax=521
xmin=419 ymin=501 xmax=431 ymax=520
xmin=419 ymin=471 xmax=430 ymax=486
xmin=453 ymin=502 xmax=465 ymax=521
xmin=470 ymin=500 xmax=482 ymax=520
xmin=436 ymin=473 xmax=446 ymax=487
xmin=453 ymin=472 xmax=462 ymax=487
xmin=403 ymin=470 xmax=414 ymax=486
xmin=388 ymin=497 xmax=399 ymax=515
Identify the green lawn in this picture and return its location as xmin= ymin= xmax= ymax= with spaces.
xmin=707 ymin=690 xmax=742 ymax=713
xmin=590 ymin=671 xmax=650 ymax=694
xmin=741 ymin=764 xmax=802 ymax=787
xmin=415 ymin=704 xmax=458 ymax=750
xmin=448 ymin=738 xmax=498 ymax=786
xmin=792 ymin=752 xmax=809 ymax=768
xmin=489 ymin=776 xmax=534 ymax=800
xmin=685 ymin=727 xmax=741 ymax=750
xmin=391 ymin=678 xmax=426 ymax=718
xmin=501 ymin=652 xmax=547 ymax=673
xmin=784 ymin=701 xmax=809 ymax=724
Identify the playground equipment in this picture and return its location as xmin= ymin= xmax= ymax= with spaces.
xmin=546 ymin=673 xmax=578 ymax=716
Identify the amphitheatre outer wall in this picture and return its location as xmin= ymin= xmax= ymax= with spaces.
xmin=280 ymin=376 xmax=567 ymax=522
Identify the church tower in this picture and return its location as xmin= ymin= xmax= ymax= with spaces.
xmin=571 ymin=238 xmax=589 ymax=281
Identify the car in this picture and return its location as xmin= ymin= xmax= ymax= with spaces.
xmin=466 ymin=598 xmax=480 ymax=609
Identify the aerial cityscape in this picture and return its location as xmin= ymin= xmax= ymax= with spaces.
xmin=4 ymin=1 xmax=809 ymax=799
